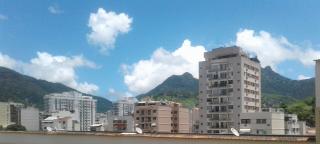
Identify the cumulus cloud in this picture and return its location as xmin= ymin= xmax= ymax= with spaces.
xmin=236 ymin=29 xmax=320 ymax=69
xmin=87 ymin=8 xmax=132 ymax=53
xmin=48 ymin=5 xmax=63 ymax=14
xmin=0 ymin=52 xmax=99 ymax=94
xmin=0 ymin=53 xmax=16 ymax=69
xmin=297 ymin=75 xmax=311 ymax=80
xmin=123 ymin=39 xmax=206 ymax=94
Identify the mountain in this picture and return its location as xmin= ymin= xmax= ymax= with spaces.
xmin=0 ymin=66 xmax=112 ymax=112
xmin=261 ymin=66 xmax=314 ymax=99
xmin=137 ymin=66 xmax=315 ymax=108
xmin=137 ymin=72 xmax=198 ymax=108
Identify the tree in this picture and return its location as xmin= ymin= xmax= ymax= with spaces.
xmin=5 ymin=124 xmax=26 ymax=131
xmin=0 ymin=125 xmax=3 ymax=131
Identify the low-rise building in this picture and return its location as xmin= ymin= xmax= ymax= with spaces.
xmin=0 ymin=102 xmax=39 ymax=131
xmin=240 ymin=108 xmax=285 ymax=135
xmin=285 ymin=114 xmax=306 ymax=135
xmin=134 ymin=100 xmax=190 ymax=133
xmin=105 ymin=115 xmax=134 ymax=132
xmin=21 ymin=107 xmax=39 ymax=131
xmin=239 ymin=108 xmax=307 ymax=135
xmin=41 ymin=111 xmax=80 ymax=131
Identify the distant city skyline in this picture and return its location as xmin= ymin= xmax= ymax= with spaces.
xmin=0 ymin=0 xmax=320 ymax=101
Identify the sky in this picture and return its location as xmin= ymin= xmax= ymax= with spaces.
xmin=0 ymin=0 xmax=320 ymax=101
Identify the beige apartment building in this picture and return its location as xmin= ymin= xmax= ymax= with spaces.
xmin=0 ymin=102 xmax=24 ymax=128
xmin=134 ymin=100 xmax=190 ymax=133
xmin=198 ymin=46 xmax=261 ymax=134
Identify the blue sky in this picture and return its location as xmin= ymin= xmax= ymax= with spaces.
xmin=0 ymin=0 xmax=320 ymax=101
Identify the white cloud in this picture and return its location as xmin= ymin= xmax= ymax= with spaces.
xmin=123 ymin=39 xmax=206 ymax=94
xmin=0 ymin=53 xmax=16 ymax=69
xmin=236 ymin=29 xmax=320 ymax=70
xmin=297 ymin=75 xmax=311 ymax=80
xmin=0 ymin=52 xmax=99 ymax=94
xmin=48 ymin=5 xmax=63 ymax=14
xmin=87 ymin=8 xmax=132 ymax=53
xmin=0 ymin=14 xmax=8 ymax=21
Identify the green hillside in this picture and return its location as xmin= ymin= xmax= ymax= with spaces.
xmin=0 ymin=66 xmax=112 ymax=112
xmin=137 ymin=72 xmax=198 ymax=108
xmin=137 ymin=66 xmax=315 ymax=108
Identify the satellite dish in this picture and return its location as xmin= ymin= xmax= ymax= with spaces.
xmin=231 ymin=128 xmax=239 ymax=136
xmin=46 ymin=127 xmax=53 ymax=132
xmin=135 ymin=127 xmax=143 ymax=134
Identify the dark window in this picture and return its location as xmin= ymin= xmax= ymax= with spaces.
xmin=241 ymin=119 xmax=251 ymax=124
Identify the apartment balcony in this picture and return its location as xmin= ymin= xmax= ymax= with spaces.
xmin=220 ymin=101 xmax=231 ymax=105
xmin=209 ymin=125 xmax=229 ymax=129
xmin=208 ymin=110 xmax=230 ymax=113
xmin=207 ymin=102 xmax=220 ymax=105
xmin=207 ymin=101 xmax=231 ymax=105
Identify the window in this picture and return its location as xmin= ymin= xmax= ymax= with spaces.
xmin=153 ymin=110 xmax=157 ymax=113
xmin=213 ymin=74 xmax=218 ymax=79
xmin=219 ymin=81 xmax=227 ymax=87
xmin=220 ymin=72 xmax=227 ymax=79
xmin=220 ymin=89 xmax=227 ymax=95
xmin=220 ymin=106 xmax=227 ymax=112
xmin=241 ymin=119 xmax=251 ymax=124
xmin=256 ymin=119 xmax=266 ymax=124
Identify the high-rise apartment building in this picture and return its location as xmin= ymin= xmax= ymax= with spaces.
xmin=134 ymin=100 xmax=190 ymax=133
xmin=112 ymin=97 xmax=135 ymax=116
xmin=0 ymin=102 xmax=23 ymax=128
xmin=198 ymin=46 xmax=261 ymax=134
xmin=315 ymin=59 xmax=320 ymax=143
xmin=44 ymin=91 xmax=97 ymax=131
xmin=105 ymin=97 xmax=135 ymax=132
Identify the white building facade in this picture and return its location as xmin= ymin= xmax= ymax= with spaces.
xmin=21 ymin=107 xmax=40 ymax=131
xmin=111 ymin=97 xmax=135 ymax=116
xmin=105 ymin=97 xmax=135 ymax=132
xmin=44 ymin=91 xmax=97 ymax=131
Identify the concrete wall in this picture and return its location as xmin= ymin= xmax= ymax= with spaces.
xmin=240 ymin=111 xmax=285 ymax=135
xmin=0 ymin=103 xmax=10 ymax=128
xmin=157 ymin=106 xmax=172 ymax=133
xmin=21 ymin=107 xmax=39 ymax=131
xmin=178 ymin=108 xmax=190 ymax=133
